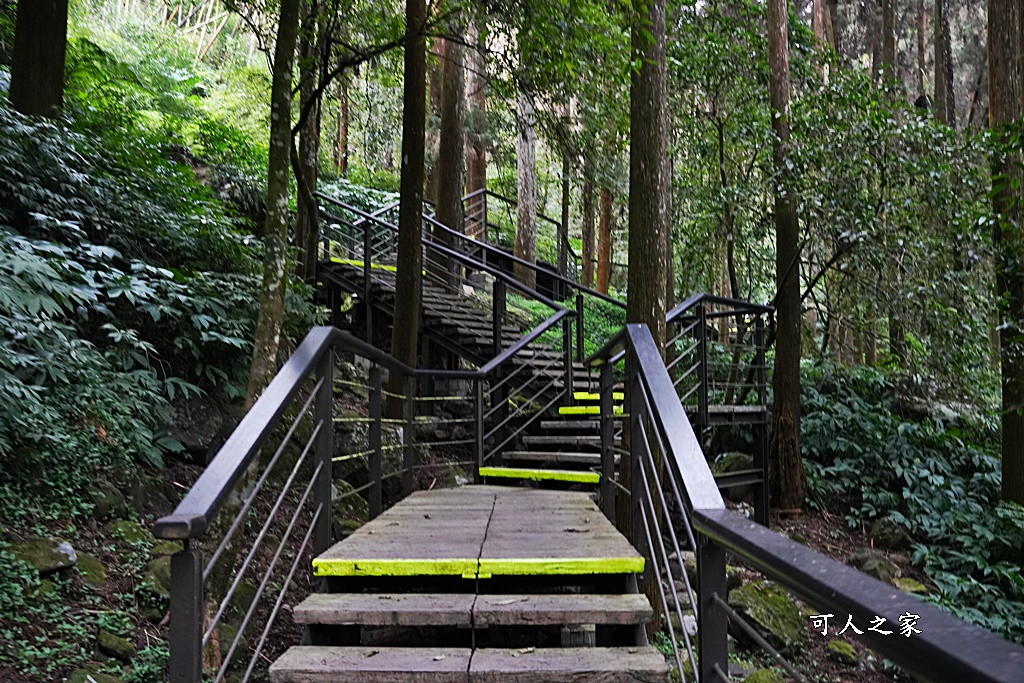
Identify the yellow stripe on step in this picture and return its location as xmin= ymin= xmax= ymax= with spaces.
xmin=559 ymin=405 xmax=625 ymax=416
xmin=477 ymin=556 xmax=645 ymax=578
xmin=573 ymin=391 xmax=625 ymax=401
xmin=312 ymin=557 xmax=480 ymax=578
xmin=478 ymin=467 xmax=600 ymax=484
xmin=329 ymin=257 xmax=398 ymax=273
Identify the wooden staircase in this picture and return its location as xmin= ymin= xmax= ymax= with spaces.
xmin=269 ymin=487 xmax=669 ymax=682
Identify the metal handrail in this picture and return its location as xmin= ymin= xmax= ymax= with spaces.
xmin=600 ymin=323 xmax=1024 ymax=683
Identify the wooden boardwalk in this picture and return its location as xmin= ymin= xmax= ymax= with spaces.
xmin=313 ymin=486 xmax=644 ymax=579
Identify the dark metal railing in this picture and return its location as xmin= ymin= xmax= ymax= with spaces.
xmin=589 ymin=323 xmax=1024 ymax=683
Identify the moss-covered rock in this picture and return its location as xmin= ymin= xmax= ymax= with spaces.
xmin=894 ymin=577 xmax=928 ymax=595
xmin=744 ymin=669 xmax=785 ymax=683
xmin=869 ymin=516 xmax=913 ymax=551
xmin=91 ymin=482 xmax=130 ymax=522
xmin=11 ymin=537 xmax=77 ymax=574
xmin=678 ymin=551 xmax=742 ymax=591
xmin=846 ymin=549 xmax=900 ymax=586
xmin=77 ymin=553 xmax=108 ymax=587
xmin=142 ymin=555 xmax=171 ymax=597
xmin=151 ymin=541 xmax=183 ymax=557
xmin=827 ymin=639 xmax=858 ymax=665
xmin=98 ymin=630 xmax=135 ymax=661
xmin=204 ymin=623 xmax=248 ymax=670
xmin=728 ymin=581 xmax=806 ymax=653
xmin=333 ymin=480 xmax=369 ymax=522
xmin=66 ymin=669 xmax=124 ymax=683
xmin=107 ymin=520 xmax=154 ymax=546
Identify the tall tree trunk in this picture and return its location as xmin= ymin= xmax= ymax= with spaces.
xmin=386 ymin=0 xmax=427 ymax=415
xmin=425 ymin=48 xmax=443 ymax=203
xmin=990 ymin=0 xmax=1024 ymax=505
xmin=9 ymin=0 xmax=68 ymax=117
xmin=245 ymin=0 xmax=302 ymax=408
xmin=825 ymin=0 xmax=840 ymax=52
xmin=870 ymin=0 xmax=882 ymax=82
xmin=880 ymin=0 xmax=896 ymax=83
xmin=465 ymin=16 xmax=487 ymax=240
xmin=337 ymin=77 xmax=350 ymax=175
xmin=767 ymin=0 xmax=806 ymax=513
xmin=432 ymin=37 xmax=466 ymax=285
xmin=916 ymin=0 xmax=928 ymax=97
xmin=559 ymin=150 xmax=570 ymax=281
xmin=513 ymin=90 xmax=538 ymax=289
xmin=934 ymin=0 xmax=955 ymax=124
xmin=812 ymin=0 xmax=824 ymax=44
xmin=597 ymin=188 xmax=613 ymax=293
xmin=581 ymin=158 xmax=596 ymax=288
xmin=295 ymin=0 xmax=321 ymax=286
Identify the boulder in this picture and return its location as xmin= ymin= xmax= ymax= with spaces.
xmin=713 ymin=452 xmax=755 ymax=501
xmin=107 ymin=520 xmax=154 ymax=546
xmin=333 ymin=480 xmax=369 ymax=522
xmin=90 ymin=482 xmax=129 ymax=522
xmin=728 ymin=581 xmax=807 ymax=653
xmin=827 ymin=639 xmax=858 ymax=666
xmin=66 ymin=669 xmax=124 ymax=683
xmin=676 ymin=551 xmax=742 ymax=591
xmin=166 ymin=392 xmax=225 ymax=459
xmin=894 ymin=577 xmax=928 ymax=595
xmin=11 ymin=537 xmax=77 ymax=574
xmin=151 ymin=541 xmax=184 ymax=557
xmin=744 ymin=669 xmax=785 ymax=683
xmin=76 ymin=553 xmax=108 ymax=587
xmin=846 ymin=549 xmax=900 ymax=586
xmin=97 ymin=630 xmax=135 ymax=661
xmin=869 ymin=516 xmax=912 ymax=551
xmin=143 ymin=555 xmax=171 ymax=598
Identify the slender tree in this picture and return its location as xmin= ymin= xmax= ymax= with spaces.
xmin=513 ymin=89 xmax=538 ymax=289
xmin=245 ymin=0 xmax=303 ymax=408
xmin=9 ymin=0 xmax=68 ymax=117
xmin=581 ymin=158 xmax=596 ymax=288
xmin=989 ymin=0 xmax=1024 ymax=505
xmin=880 ymin=0 xmax=897 ymax=83
xmin=432 ymin=35 xmax=466 ymax=283
xmin=917 ymin=0 xmax=928 ymax=97
xmin=295 ymin=0 xmax=322 ymax=285
xmin=465 ymin=15 xmax=488 ymax=239
xmin=767 ymin=0 xmax=806 ymax=512
xmin=386 ymin=0 xmax=427 ymax=407
xmin=336 ymin=76 xmax=350 ymax=175
xmin=597 ymin=187 xmax=614 ymax=293
xmin=934 ymin=0 xmax=955 ymax=124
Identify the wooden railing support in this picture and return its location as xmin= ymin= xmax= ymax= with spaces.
xmin=368 ymin=365 xmax=382 ymax=519
xmin=313 ymin=351 xmax=334 ymax=555
xmin=168 ymin=546 xmax=204 ymax=683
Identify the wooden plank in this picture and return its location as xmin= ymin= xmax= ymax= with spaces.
xmin=521 ymin=435 xmax=601 ymax=447
xmin=473 ymin=594 xmax=653 ymax=626
xmin=293 ymin=593 xmax=474 ymax=627
xmin=559 ymin=406 xmax=625 ymax=416
xmin=270 ymin=646 xmax=471 ymax=683
xmin=504 ymin=452 xmax=603 ymax=467
xmin=468 ymin=647 xmax=668 ymax=683
xmin=479 ymin=467 xmax=600 ymax=484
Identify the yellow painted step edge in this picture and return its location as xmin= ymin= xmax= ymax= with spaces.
xmin=329 ymin=257 xmax=397 ymax=273
xmin=559 ymin=405 xmax=625 ymax=416
xmin=312 ymin=557 xmax=480 ymax=579
xmin=573 ymin=391 xmax=625 ymax=401
xmin=478 ymin=556 xmax=645 ymax=578
xmin=479 ymin=466 xmax=600 ymax=484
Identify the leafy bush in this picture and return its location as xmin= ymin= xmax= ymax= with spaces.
xmin=802 ymin=363 xmax=1024 ymax=642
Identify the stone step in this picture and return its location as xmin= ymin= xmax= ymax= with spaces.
xmin=521 ymin=435 xmax=601 ymax=448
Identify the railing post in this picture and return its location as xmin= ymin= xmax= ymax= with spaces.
xmin=402 ymin=375 xmax=417 ymax=497
xmin=314 ymin=349 xmax=334 ymax=555
xmin=368 ymin=365 xmax=382 ymax=519
xmin=628 ymin=349 xmax=645 ymax=549
xmin=697 ymin=533 xmax=729 ymax=683
xmin=474 ymin=378 xmax=485 ymax=483
xmin=482 ymin=192 xmax=489 ymax=245
xmin=753 ymin=314 xmax=769 ymax=526
xmin=755 ymin=314 xmax=767 ymax=405
xmin=600 ymin=362 xmax=616 ymax=520
xmin=492 ymin=279 xmax=506 ymax=358
xmin=363 ymin=220 xmax=374 ymax=345
xmin=563 ymin=316 xmax=574 ymax=404
xmin=168 ymin=546 xmax=203 ymax=683
xmin=697 ymin=304 xmax=709 ymax=426
xmin=575 ymin=293 xmax=585 ymax=363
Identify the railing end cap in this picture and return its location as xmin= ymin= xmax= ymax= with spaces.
xmin=153 ymin=514 xmax=205 ymax=540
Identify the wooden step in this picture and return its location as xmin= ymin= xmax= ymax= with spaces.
xmin=478 ymin=466 xmax=600 ymax=484
xmin=292 ymin=593 xmax=652 ymax=628
xmin=558 ymin=405 xmax=625 ymax=416
xmin=503 ymin=451 xmax=603 ymax=467
xmin=470 ymin=647 xmax=669 ymax=682
xmin=293 ymin=593 xmax=475 ymax=627
xmin=573 ymin=391 xmax=624 ymax=402
xmin=270 ymin=646 xmax=470 ymax=683
xmin=272 ymin=647 xmax=669 ymax=683
xmin=473 ymin=593 xmax=652 ymax=626
xmin=522 ymin=435 xmax=600 ymax=448
xmin=539 ymin=420 xmax=600 ymax=431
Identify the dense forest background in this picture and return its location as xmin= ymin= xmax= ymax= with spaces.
xmin=0 ymin=0 xmax=1022 ymax=681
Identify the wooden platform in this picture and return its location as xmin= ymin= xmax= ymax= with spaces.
xmin=312 ymin=486 xmax=643 ymax=579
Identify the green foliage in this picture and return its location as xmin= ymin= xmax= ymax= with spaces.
xmin=802 ymin=363 xmax=1024 ymax=642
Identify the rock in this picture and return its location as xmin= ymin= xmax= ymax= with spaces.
xmin=91 ymin=482 xmax=129 ymax=522
xmin=107 ymin=520 xmax=154 ymax=546
xmin=204 ymin=623 xmax=248 ymax=670
xmin=846 ymin=549 xmax=900 ymax=586
xmin=333 ymin=481 xmax=369 ymax=522
xmin=166 ymin=392 xmax=225 ymax=458
xmin=869 ymin=516 xmax=912 ymax=550
xmin=334 ymin=517 xmax=364 ymax=540
xmin=728 ymin=581 xmax=807 ymax=653
xmin=152 ymin=541 xmax=183 ymax=557
xmin=66 ymin=669 xmax=124 ymax=683
xmin=143 ymin=555 xmax=171 ymax=598
xmin=76 ymin=553 xmax=108 ymax=587
xmin=11 ymin=537 xmax=77 ymax=574
xmin=713 ymin=452 xmax=754 ymax=501
xmin=28 ymin=579 xmax=58 ymax=600
xmin=669 ymin=610 xmax=698 ymax=637
xmin=894 ymin=577 xmax=928 ymax=595
xmin=743 ymin=669 xmax=785 ymax=683
xmin=676 ymin=551 xmax=741 ymax=590
xmin=827 ymin=639 xmax=858 ymax=665
xmin=98 ymin=630 xmax=135 ymax=661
